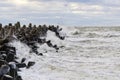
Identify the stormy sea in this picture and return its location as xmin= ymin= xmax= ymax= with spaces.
xmin=10 ymin=26 xmax=120 ymax=80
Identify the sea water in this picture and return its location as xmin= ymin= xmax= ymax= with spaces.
xmin=10 ymin=27 xmax=120 ymax=80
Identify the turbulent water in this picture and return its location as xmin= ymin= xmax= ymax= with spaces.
xmin=10 ymin=27 xmax=120 ymax=80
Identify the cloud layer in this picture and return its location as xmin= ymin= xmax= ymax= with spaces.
xmin=0 ymin=0 xmax=120 ymax=26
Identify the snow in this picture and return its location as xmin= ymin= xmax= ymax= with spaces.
xmin=10 ymin=27 xmax=120 ymax=80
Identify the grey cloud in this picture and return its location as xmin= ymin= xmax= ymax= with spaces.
xmin=0 ymin=0 xmax=120 ymax=26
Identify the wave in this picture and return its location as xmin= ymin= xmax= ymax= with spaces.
xmin=70 ymin=27 xmax=120 ymax=38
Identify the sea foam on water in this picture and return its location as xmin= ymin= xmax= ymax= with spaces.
xmin=9 ymin=26 xmax=120 ymax=80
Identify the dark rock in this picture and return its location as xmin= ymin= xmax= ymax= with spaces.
xmin=16 ymin=75 xmax=23 ymax=80
xmin=2 ymin=75 xmax=13 ymax=80
xmin=0 ymin=65 xmax=10 ymax=76
xmin=8 ymin=23 xmax=12 ymax=27
xmin=21 ymin=58 xmax=26 ymax=63
xmin=0 ymin=60 xmax=6 ymax=67
xmin=38 ymin=53 xmax=43 ymax=56
xmin=1 ymin=54 xmax=7 ymax=60
xmin=27 ymin=61 xmax=35 ymax=69
xmin=16 ymin=63 xmax=26 ymax=68
xmin=6 ymin=53 xmax=14 ymax=62
xmin=46 ymin=40 xmax=53 ymax=47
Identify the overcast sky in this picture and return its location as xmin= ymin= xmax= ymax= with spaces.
xmin=0 ymin=0 xmax=120 ymax=26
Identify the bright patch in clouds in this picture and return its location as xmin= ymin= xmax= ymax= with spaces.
xmin=10 ymin=0 xmax=28 ymax=5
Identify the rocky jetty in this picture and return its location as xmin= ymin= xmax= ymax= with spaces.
xmin=0 ymin=22 xmax=65 ymax=80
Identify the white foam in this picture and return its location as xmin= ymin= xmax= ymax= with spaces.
xmin=9 ymin=27 xmax=120 ymax=80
